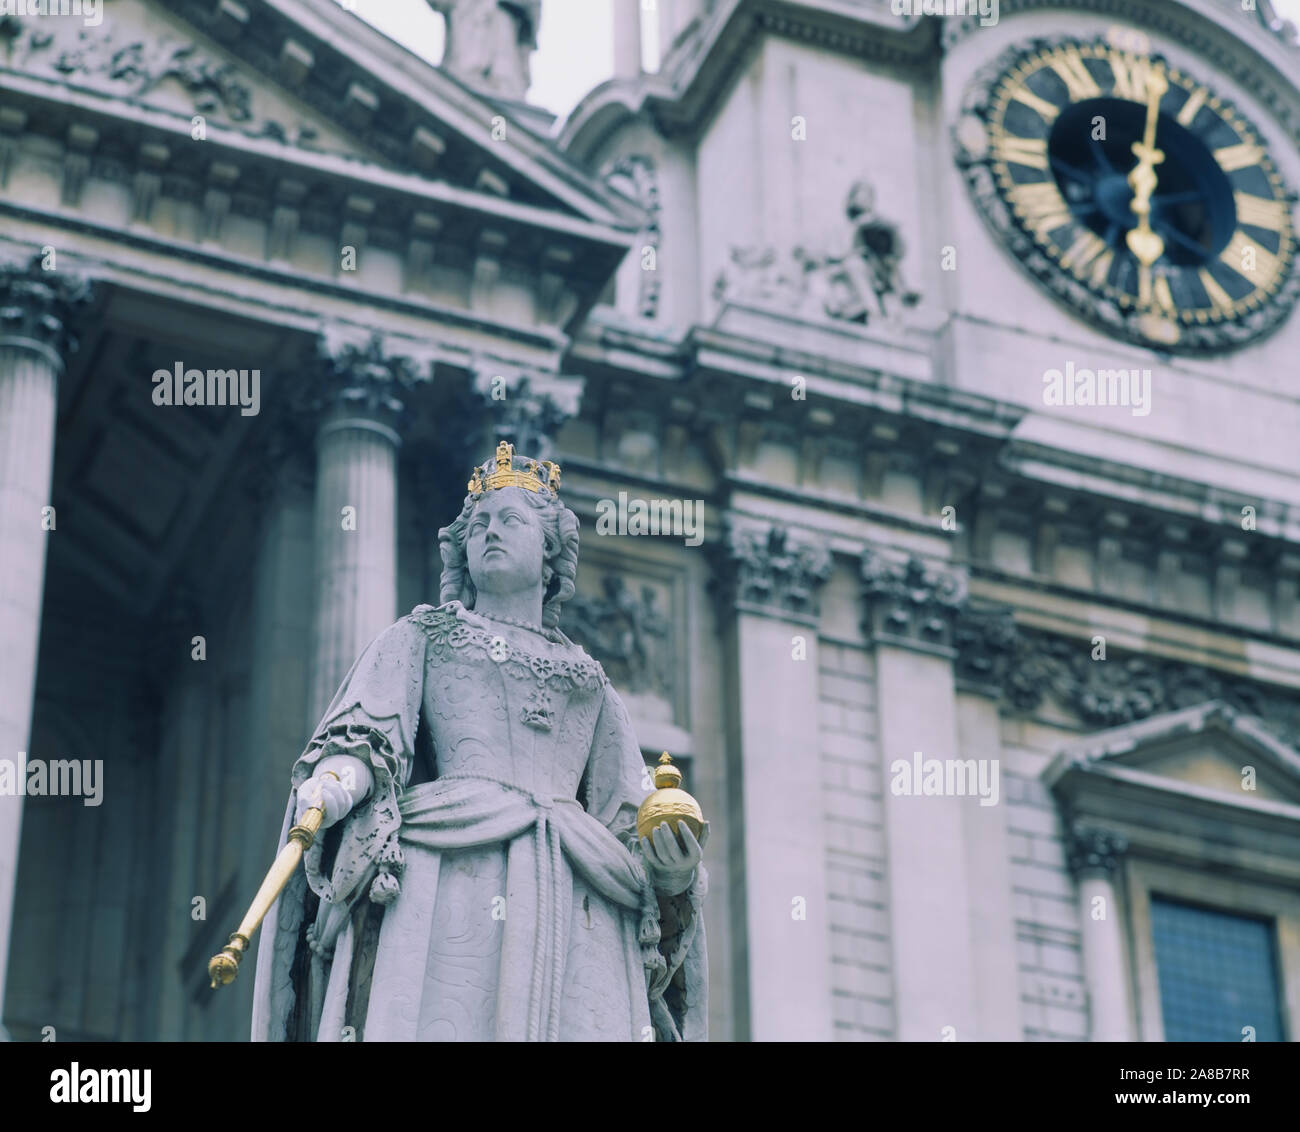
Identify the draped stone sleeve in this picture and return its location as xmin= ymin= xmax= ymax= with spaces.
xmin=582 ymin=676 xmax=709 ymax=1043
xmin=251 ymin=612 xmax=429 ymax=1042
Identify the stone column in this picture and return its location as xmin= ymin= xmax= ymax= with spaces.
xmin=234 ymin=417 xmax=316 ymax=1026
xmin=952 ymin=603 xmax=1026 ymax=1040
xmin=306 ymin=331 xmax=416 ymax=725
xmin=0 ymin=255 xmax=90 ymax=1034
xmin=714 ymin=518 xmax=833 ymax=1041
xmin=860 ymin=550 xmax=979 ymax=1041
xmin=1067 ymin=823 xmax=1134 ymax=1042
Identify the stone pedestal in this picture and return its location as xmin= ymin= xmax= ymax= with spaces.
xmin=305 ymin=332 xmax=415 ymax=725
xmin=716 ymin=518 xmax=833 ymax=1041
xmin=0 ymin=257 xmax=88 ymax=1033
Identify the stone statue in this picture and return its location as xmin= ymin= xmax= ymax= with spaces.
xmin=251 ymin=442 xmax=709 ymax=1041
xmin=712 ymin=179 xmax=922 ymax=325
xmin=822 ymin=180 xmax=920 ymax=322
xmin=427 ymin=0 xmax=540 ymax=101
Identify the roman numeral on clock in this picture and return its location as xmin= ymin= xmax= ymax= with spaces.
xmin=1007 ymin=181 xmax=1072 ymax=237
xmin=1010 ymin=85 xmax=1061 ymax=124
xmin=1197 ymin=267 xmax=1236 ymax=315
xmin=1214 ymin=141 xmax=1267 ymax=173
xmin=992 ymin=133 xmax=1048 ymax=170
xmin=1049 ymin=48 xmax=1102 ymax=101
xmin=1220 ymin=231 xmax=1280 ymax=285
xmin=1059 ymin=228 xmax=1114 ymax=287
xmin=1107 ymin=54 xmax=1152 ymax=101
xmin=1175 ymin=85 xmax=1208 ymax=127
xmin=1234 ymin=192 xmax=1290 ymax=233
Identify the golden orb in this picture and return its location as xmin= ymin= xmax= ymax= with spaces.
xmin=637 ymin=752 xmax=704 ymax=841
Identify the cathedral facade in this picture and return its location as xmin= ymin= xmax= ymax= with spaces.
xmin=2 ymin=0 xmax=1300 ymax=1041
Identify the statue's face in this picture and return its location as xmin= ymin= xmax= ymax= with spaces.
xmin=464 ymin=488 xmax=546 ymax=595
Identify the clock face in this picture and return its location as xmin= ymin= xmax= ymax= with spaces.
xmin=956 ymin=32 xmax=1300 ymax=353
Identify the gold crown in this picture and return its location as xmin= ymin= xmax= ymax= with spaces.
xmin=467 ymin=441 xmax=562 ymax=497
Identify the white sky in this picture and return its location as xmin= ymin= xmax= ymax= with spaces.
xmin=336 ymin=0 xmax=1300 ymax=118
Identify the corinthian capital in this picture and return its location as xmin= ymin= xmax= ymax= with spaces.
xmin=859 ymin=550 xmax=968 ymax=654
xmin=469 ymin=364 xmax=584 ymax=462
xmin=309 ymin=327 xmax=422 ymax=435
xmin=0 ymin=252 xmax=93 ymax=366
xmin=1066 ymin=823 xmax=1128 ymax=879
xmin=715 ymin=517 xmax=832 ymax=625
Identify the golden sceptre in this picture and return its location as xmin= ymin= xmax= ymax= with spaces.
xmin=207 ymin=771 xmax=339 ymax=989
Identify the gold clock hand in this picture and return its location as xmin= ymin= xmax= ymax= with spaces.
xmin=1126 ymin=60 xmax=1169 ymax=268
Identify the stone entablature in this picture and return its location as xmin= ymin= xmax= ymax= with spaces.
xmin=712 ymin=516 xmax=832 ymax=626
xmin=563 ymin=309 xmax=1300 ymax=648
xmin=0 ymin=1 xmax=640 ymax=338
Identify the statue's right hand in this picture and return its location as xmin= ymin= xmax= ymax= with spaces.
xmin=295 ymin=772 xmax=353 ymax=830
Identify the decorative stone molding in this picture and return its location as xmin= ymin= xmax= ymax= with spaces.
xmin=954 ymin=614 xmax=1300 ymax=747
xmin=564 ymin=574 xmax=675 ymax=700
xmin=0 ymin=16 xmax=254 ymax=124
xmin=0 ymin=253 xmax=93 ymax=366
xmin=469 ymin=365 xmax=584 ymax=462
xmin=859 ymin=550 xmax=968 ymax=654
xmin=602 ymin=155 xmax=661 ymax=319
xmin=308 ymin=328 xmax=421 ymax=438
xmin=712 ymin=179 xmax=920 ymax=325
xmin=953 ymin=602 xmax=1020 ymax=694
xmin=1065 ymin=822 xmax=1129 ymax=879
xmin=715 ymin=518 xmax=832 ymax=626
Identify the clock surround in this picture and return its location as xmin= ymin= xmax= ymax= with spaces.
xmin=953 ymin=31 xmax=1300 ymax=354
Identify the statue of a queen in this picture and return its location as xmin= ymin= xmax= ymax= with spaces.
xmin=250 ymin=442 xmax=708 ymax=1041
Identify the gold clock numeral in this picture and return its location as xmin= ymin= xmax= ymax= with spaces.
xmin=1198 ymin=267 xmax=1236 ymax=315
xmin=1007 ymin=181 xmax=1072 ymax=237
xmin=1214 ymin=141 xmax=1267 ymax=173
xmin=992 ymin=133 xmax=1049 ymax=170
xmin=1137 ymin=262 xmax=1153 ymax=308
xmin=1220 ymin=231 xmax=1280 ymax=286
xmin=1010 ymin=85 xmax=1061 ymax=124
xmin=1152 ymin=274 xmax=1177 ymax=317
xmin=1108 ymin=54 xmax=1152 ymax=101
xmin=1049 ymin=48 xmax=1102 ymax=101
xmin=1175 ymin=86 xmax=1208 ymax=127
xmin=1234 ymin=191 xmax=1290 ymax=233
xmin=1059 ymin=229 xmax=1114 ymax=287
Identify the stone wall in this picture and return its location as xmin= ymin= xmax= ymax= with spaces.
xmin=818 ymin=640 xmax=895 ymax=1040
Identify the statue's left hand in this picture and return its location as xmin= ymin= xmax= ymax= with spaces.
xmin=641 ymin=821 xmax=708 ymax=896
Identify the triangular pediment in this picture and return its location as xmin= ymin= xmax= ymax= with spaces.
xmin=1049 ymin=701 xmax=1300 ymax=807
xmin=3 ymin=0 xmax=374 ymax=162
xmin=0 ymin=0 xmax=639 ymax=226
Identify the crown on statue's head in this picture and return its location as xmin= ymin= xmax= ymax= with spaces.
xmin=467 ymin=441 xmax=562 ymax=499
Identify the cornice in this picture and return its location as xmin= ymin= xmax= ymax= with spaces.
xmin=162 ymin=0 xmax=643 ymax=227
xmin=560 ymin=0 xmax=937 ymax=158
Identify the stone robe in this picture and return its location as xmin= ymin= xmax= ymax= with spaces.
xmin=251 ymin=600 xmax=707 ymax=1041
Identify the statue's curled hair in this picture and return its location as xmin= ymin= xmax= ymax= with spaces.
xmin=437 ymin=489 xmax=580 ymax=628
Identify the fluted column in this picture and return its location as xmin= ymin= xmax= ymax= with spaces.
xmin=0 ymin=254 xmax=90 ymax=1033
xmin=714 ymin=518 xmax=833 ymax=1040
xmin=1067 ymin=823 xmax=1134 ymax=1042
xmin=306 ymin=331 xmax=416 ymax=725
